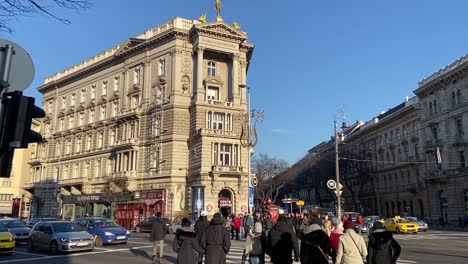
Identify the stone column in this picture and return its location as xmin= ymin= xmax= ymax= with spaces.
xmin=196 ymin=46 xmax=205 ymax=103
xmin=232 ymin=53 xmax=240 ymax=105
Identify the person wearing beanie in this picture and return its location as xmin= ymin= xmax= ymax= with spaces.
xmin=367 ymin=222 xmax=401 ymax=264
xmin=267 ymin=213 xmax=299 ymax=264
xmin=300 ymin=215 xmax=330 ymax=264
xmin=336 ymin=219 xmax=367 ymax=264
xmin=201 ymin=213 xmax=231 ymax=264
xmin=172 ymin=218 xmax=204 ymax=264
xmin=329 ymin=223 xmax=344 ymax=264
xmin=242 ymin=222 xmax=267 ymax=264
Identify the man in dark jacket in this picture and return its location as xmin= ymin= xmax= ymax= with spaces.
xmin=367 ymin=222 xmax=401 ymax=264
xmin=267 ymin=215 xmax=299 ymax=264
xmin=172 ymin=218 xmax=204 ymax=264
xmin=194 ymin=211 xmax=210 ymax=264
xmin=201 ymin=213 xmax=231 ymax=264
xmin=300 ymin=218 xmax=330 ymax=264
xmin=150 ymin=212 xmax=168 ymax=263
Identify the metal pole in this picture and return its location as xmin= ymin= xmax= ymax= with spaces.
xmin=0 ymin=44 xmax=14 ymax=91
xmin=335 ymin=118 xmax=342 ymax=220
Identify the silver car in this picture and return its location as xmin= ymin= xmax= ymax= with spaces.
xmin=406 ymin=216 xmax=429 ymax=231
xmin=27 ymin=221 xmax=94 ymax=254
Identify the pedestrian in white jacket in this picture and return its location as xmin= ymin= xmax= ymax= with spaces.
xmin=335 ymin=219 xmax=367 ymax=264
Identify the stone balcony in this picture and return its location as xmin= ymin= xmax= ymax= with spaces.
xmin=60 ymin=177 xmax=85 ymax=186
xmin=211 ymin=165 xmax=244 ymax=174
xmin=198 ymin=128 xmax=237 ymax=138
xmin=107 ymin=171 xmax=138 ymax=180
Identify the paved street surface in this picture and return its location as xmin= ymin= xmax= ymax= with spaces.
xmin=0 ymin=231 xmax=467 ymax=264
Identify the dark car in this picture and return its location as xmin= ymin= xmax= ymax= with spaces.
xmin=74 ymin=217 xmax=130 ymax=246
xmin=0 ymin=218 xmax=31 ymax=243
xmin=135 ymin=217 xmax=170 ymax=233
xmin=28 ymin=218 xmax=60 ymax=228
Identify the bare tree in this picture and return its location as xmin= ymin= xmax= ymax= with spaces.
xmin=101 ymin=178 xmax=129 ymax=220
xmin=252 ymin=153 xmax=289 ymax=205
xmin=0 ymin=0 xmax=92 ymax=34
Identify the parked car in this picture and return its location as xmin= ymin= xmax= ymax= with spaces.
xmin=383 ymin=216 xmax=418 ymax=234
xmin=0 ymin=223 xmax=15 ymax=255
xmin=168 ymin=219 xmax=195 ymax=234
xmin=28 ymin=218 xmax=60 ymax=228
xmin=27 ymin=221 xmax=94 ymax=254
xmin=0 ymin=218 xmax=31 ymax=243
xmin=74 ymin=217 xmax=130 ymax=246
xmin=134 ymin=217 xmax=170 ymax=233
xmin=406 ymin=216 xmax=429 ymax=232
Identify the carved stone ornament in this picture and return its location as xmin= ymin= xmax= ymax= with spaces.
xmin=182 ymin=57 xmax=192 ymax=73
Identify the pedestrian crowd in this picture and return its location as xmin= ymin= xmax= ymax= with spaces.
xmin=148 ymin=210 xmax=401 ymax=264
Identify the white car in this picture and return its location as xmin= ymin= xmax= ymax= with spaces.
xmin=406 ymin=216 xmax=428 ymax=231
xmin=168 ymin=220 xmax=195 ymax=234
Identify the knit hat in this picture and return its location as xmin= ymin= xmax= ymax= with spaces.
xmin=344 ymin=219 xmax=354 ymax=230
xmin=200 ymin=211 xmax=207 ymax=216
xmin=277 ymin=215 xmax=287 ymax=222
xmin=254 ymin=222 xmax=262 ymax=233
xmin=373 ymin=221 xmax=384 ymax=230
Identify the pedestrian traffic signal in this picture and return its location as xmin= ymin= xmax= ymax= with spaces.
xmin=0 ymin=91 xmax=45 ymax=177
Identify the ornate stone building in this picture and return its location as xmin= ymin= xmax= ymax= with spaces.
xmin=414 ymin=55 xmax=468 ymax=224
xmin=27 ymin=17 xmax=254 ymax=226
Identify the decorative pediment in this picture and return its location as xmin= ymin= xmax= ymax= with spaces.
xmin=114 ymin=38 xmax=145 ymax=56
xmin=204 ymin=75 xmax=224 ymax=86
xmin=191 ymin=22 xmax=247 ymax=42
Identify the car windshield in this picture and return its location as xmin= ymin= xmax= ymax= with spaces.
xmin=52 ymin=222 xmax=84 ymax=233
xmin=408 ymin=217 xmax=421 ymax=222
xmin=0 ymin=223 xmax=8 ymax=232
xmin=396 ymin=219 xmax=411 ymax=223
xmin=94 ymin=219 xmax=119 ymax=228
xmin=1 ymin=219 xmax=26 ymax=228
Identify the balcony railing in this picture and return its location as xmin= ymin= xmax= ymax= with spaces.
xmin=207 ymin=100 xmax=234 ymax=107
xmin=107 ymin=171 xmax=137 ymax=180
xmin=60 ymin=177 xmax=85 ymax=185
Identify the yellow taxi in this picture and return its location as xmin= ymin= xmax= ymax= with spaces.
xmin=0 ymin=223 xmax=15 ymax=255
xmin=384 ymin=216 xmax=418 ymax=234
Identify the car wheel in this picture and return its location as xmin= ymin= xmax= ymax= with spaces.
xmin=395 ymin=227 xmax=400 ymax=234
xmin=135 ymin=227 xmax=141 ymax=233
xmin=94 ymin=235 xmax=103 ymax=247
xmin=50 ymin=241 xmax=59 ymax=255
xmin=27 ymin=238 xmax=34 ymax=252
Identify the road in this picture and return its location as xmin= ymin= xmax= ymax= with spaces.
xmin=0 ymin=230 xmax=467 ymax=264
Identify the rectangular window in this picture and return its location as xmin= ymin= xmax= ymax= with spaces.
xmin=71 ymin=93 xmax=76 ymax=106
xmin=81 ymin=89 xmax=86 ymax=103
xmin=114 ymin=76 xmax=120 ymax=92
xmin=102 ymin=81 xmax=107 ymax=96
xmin=61 ymin=96 xmax=66 ymax=110
xmin=396 ymin=128 xmax=400 ymax=139
xmin=208 ymin=61 xmax=216 ymax=76
xmin=0 ymin=194 xmax=13 ymax=201
xmin=133 ymin=68 xmax=141 ymax=85
xmin=212 ymin=112 xmax=225 ymax=130
xmin=432 ymin=127 xmax=438 ymax=140
xmin=207 ymin=87 xmax=219 ymax=101
xmin=101 ymin=105 xmax=106 ymax=120
xmin=213 ymin=143 xmax=218 ymax=165
xmin=219 ymin=144 xmax=232 ymax=166
xmin=456 ymin=119 xmax=464 ymax=136
xmin=131 ymin=95 xmax=140 ymax=109
xmin=460 ymin=151 xmax=466 ymax=168
xmin=91 ymin=85 xmax=96 ymax=100
xmin=159 ymin=59 xmax=166 ymax=76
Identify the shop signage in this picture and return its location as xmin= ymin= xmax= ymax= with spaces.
xmin=146 ymin=191 xmax=164 ymax=199
xmin=145 ymin=199 xmax=152 ymax=206
xmin=218 ymin=198 xmax=232 ymax=208
xmin=76 ymin=195 xmax=101 ymax=202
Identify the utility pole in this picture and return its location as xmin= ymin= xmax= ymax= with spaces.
xmin=334 ymin=117 xmax=342 ymax=220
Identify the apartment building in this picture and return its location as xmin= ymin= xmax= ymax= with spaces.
xmin=27 ymin=17 xmax=254 ymax=227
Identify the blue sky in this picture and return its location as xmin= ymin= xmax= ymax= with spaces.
xmin=6 ymin=0 xmax=468 ymax=164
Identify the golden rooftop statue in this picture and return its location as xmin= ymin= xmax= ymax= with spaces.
xmin=199 ymin=14 xmax=207 ymax=23
xmin=233 ymin=21 xmax=240 ymax=30
xmin=215 ymin=0 xmax=223 ymax=21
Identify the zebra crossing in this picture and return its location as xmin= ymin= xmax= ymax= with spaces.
xmin=225 ymin=244 xmax=418 ymax=264
xmin=393 ymin=231 xmax=468 ymax=241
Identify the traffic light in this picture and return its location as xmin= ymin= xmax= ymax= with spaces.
xmin=0 ymin=91 xmax=45 ymax=177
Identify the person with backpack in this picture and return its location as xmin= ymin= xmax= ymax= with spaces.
xmin=335 ymin=219 xmax=367 ymax=264
xmin=366 ymin=222 xmax=401 ymax=264
xmin=172 ymin=218 xmax=204 ymax=264
xmin=242 ymin=222 xmax=267 ymax=264
xmin=267 ymin=215 xmax=299 ymax=264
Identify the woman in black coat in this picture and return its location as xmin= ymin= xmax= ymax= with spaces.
xmin=201 ymin=213 xmax=231 ymax=264
xmin=172 ymin=218 xmax=204 ymax=264
xmin=367 ymin=222 xmax=401 ymax=264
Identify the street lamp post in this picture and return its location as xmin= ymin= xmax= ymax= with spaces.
xmin=335 ymin=116 xmax=342 ymax=220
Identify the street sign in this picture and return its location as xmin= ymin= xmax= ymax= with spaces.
xmin=206 ymin=204 xmax=213 ymax=212
xmin=145 ymin=199 xmax=152 ymax=206
xmin=196 ymin=199 xmax=202 ymax=209
xmin=0 ymin=39 xmax=35 ymax=92
xmin=251 ymin=176 xmax=258 ymax=187
xmin=248 ymin=187 xmax=254 ymax=208
xmin=327 ymin=179 xmax=336 ymax=189
xmin=296 ymin=200 xmax=305 ymax=207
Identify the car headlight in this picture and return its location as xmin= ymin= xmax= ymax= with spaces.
xmin=126 ymin=231 xmax=130 ymax=235
xmin=104 ymin=232 xmax=113 ymax=236
xmin=60 ymin=238 xmax=70 ymax=242
xmin=9 ymin=237 xmax=14 ymax=242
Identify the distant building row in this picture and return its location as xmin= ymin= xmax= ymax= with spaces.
xmin=283 ymin=55 xmax=468 ymax=225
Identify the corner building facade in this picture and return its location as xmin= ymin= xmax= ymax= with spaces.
xmin=32 ymin=17 xmax=254 ymax=226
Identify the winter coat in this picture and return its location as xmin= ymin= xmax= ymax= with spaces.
xmin=335 ymin=229 xmax=367 ymax=264
xmin=172 ymin=227 xmax=204 ymax=264
xmin=267 ymin=221 xmax=299 ymax=264
xmin=300 ymin=224 xmax=330 ymax=264
xmin=329 ymin=232 xmax=343 ymax=263
xmin=244 ymin=233 xmax=267 ymax=256
xmin=201 ymin=217 xmax=231 ymax=264
xmin=367 ymin=229 xmax=401 ymax=264
xmin=234 ymin=218 xmax=242 ymax=230
xmin=150 ymin=218 xmax=168 ymax=241
xmin=194 ymin=217 xmax=210 ymax=246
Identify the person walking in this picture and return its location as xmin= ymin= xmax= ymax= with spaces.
xmin=356 ymin=215 xmax=363 ymax=235
xmin=194 ymin=211 xmax=210 ymax=264
xmin=233 ymin=214 xmax=242 ymax=240
xmin=366 ymin=222 xmax=401 ymax=264
xmin=267 ymin=215 xmax=299 ymax=264
xmin=328 ymin=223 xmax=344 ymax=264
xmin=300 ymin=217 xmax=330 ymax=264
xmin=150 ymin=212 xmax=168 ymax=263
xmin=242 ymin=213 xmax=253 ymax=239
xmin=335 ymin=219 xmax=367 ymax=264
xmin=201 ymin=213 xmax=231 ymax=264
xmin=242 ymin=222 xmax=267 ymax=264
xmin=323 ymin=214 xmax=332 ymax=236
xmin=172 ymin=218 xmax=204 ymax=264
